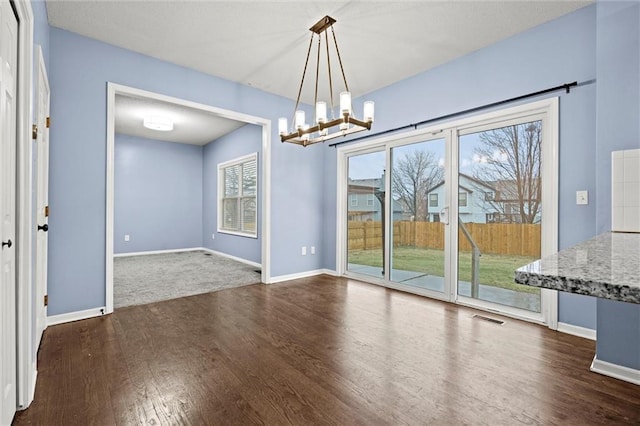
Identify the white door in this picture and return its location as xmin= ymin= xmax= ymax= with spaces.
xmin=0 ymin=0 xmax=18 ymax=424
xmin=35 ymin=46 xmax=50 ymax=345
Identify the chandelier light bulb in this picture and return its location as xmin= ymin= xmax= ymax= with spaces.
xmin=278 ymin=118 xmax=288 ymax=135
xmin=295 ymin=110 xmax=306 ymax=130
xmin=363 ymin=101 xmax=375 ymax=122
xmin=316 ymin=101 xmax=327 ymax=124
xmin=340 ymin=91 xmax=352 ymax=115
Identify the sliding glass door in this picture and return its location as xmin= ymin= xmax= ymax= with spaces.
xmin=456 ymin=120 xmax=542 ymax=313
xmin=389 ymin=138 xmax=447 ymax=295
xmin=346 ymin=149 xmax=386 ymax=279
xmin=339 ymin=99 xmax=557 ymax=325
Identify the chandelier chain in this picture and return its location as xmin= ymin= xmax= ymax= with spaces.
xmin=292 ymin=33 xmax=315 ymax=129
xmin=325 ymin=29 xmax=335 ymax=119
xmin=330 ymin=25 xmax=349 ymax=93
xmin=314 ymin=34 xmax=321 ymax=114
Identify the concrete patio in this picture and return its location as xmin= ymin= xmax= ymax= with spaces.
xmin=347 ymin=263 xmax=541 ymax=312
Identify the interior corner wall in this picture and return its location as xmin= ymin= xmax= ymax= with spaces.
xmin=593 ymin=0 xmax=640 ymax=370
xmin=202 ymin=124 xmax=262 ymax=264
xmin=48 ymin=27 xmax=324 ymax=316
xmin=114 ymin=134 xmax=203 ymax=254
xmin=320 ymin=4 xmax=599 ymax=329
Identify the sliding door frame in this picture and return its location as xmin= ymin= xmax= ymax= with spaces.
xmin=336 ymin=98 xmax=558 ymax=328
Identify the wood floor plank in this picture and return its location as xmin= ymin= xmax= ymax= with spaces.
xmin=13 ymin=275 xmax=640 ymax=425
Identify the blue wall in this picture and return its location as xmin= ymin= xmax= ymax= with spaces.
xmin=321 ymin=5 xmax=599 ymax=329
xmin=114 ymin=135 xmax=203 ymax=254
xmin=202 ymin=124 xmax=262 ymax=264
xmin=47 ymin=28 xmax=324 ymax=315
xmin=594 ymin=0 xmax=640 ymax=370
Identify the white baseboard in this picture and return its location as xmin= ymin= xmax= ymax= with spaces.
xmin=200 ymin=248 xmax=261 ymax=268
xmin=557 ymin=322 xmax=596 ymax=341
xmin=114 ymin=247 xmax=202 ymax=258
xmin=591 ymin=356 xmax=640 ymax=385
xmin=47 ymin=306 xmax=106 ymax=326
xmin=114 ymin=247 xmax=263 ymax=271
xmin=268 ymin=269 xmax=333 ymax=284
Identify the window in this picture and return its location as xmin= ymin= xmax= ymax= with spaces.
xmin=350 ymin=194 xmax=358 ymax=207
xmin=218 ymin=153 xmax=258 ymax=237
xmin=432 ymin=213 xmax=440 ymax=223
xmin=484 ymin=191 xmax=494 ymax=201
xmin=429 ymin=193 xmax=438 ymax=207
xmin=366 ymin=193 xmax=374 ymax=206
xmin=459 ymin=192 xmax=468 ymax=207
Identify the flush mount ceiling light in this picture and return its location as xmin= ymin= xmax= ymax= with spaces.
xmin=278 ymin=15 xmax=374 ymax=147
xmin=143 ymin=116 xmax=174 ymax=131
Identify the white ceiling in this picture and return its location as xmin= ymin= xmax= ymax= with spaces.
xmin=49 ymin=0 xmax=592 ymax=144
xmin=115 ymin=94 xmax=246 ymax=145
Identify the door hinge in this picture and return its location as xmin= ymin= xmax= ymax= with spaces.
xmin=32 ymin=124 xmax=38 ymax=140
xmin=45 ymin=206 xmax=49 ymax=217
xmin=44 ymin=295 xmax=48 ymax=306
xmin=46 ymin=116 xmax=51 ymax=128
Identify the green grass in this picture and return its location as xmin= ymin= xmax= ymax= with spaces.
xmin=348 ymin=246 xmax=539 ymax=294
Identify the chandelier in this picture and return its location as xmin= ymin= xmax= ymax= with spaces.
xmin=278 ymin=16 xmax=375 ymax=147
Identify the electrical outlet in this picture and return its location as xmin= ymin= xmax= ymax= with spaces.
xmin=124 ymin=234 xmax=130 ymax=242
xmin=211 ymin=233 xmax=215 ymax=240
xmin=311 ymin=246 xmax=316 ymax=255
xmin=576 ymin=190 xmax=588 ymax=205
xmin=301 ymin=246 xmax=307 ymax=256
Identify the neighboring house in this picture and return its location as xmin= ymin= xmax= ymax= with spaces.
xmin=427 ymin=174 xmax=497 ymax=223
xmin=348 ymin=177 xmax=410 ymax=222
xmin=488 ymin=179 xmax=542 ymax=224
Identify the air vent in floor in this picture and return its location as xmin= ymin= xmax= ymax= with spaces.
xmin=472 ymin=314 xmax=505 ymax=325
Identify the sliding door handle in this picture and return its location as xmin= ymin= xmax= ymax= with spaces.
xmin=38 ymin=224 xmax=48 ymax=232
xmin=2 ymin=239 xmax=12 ymax=249
xmin=440 ymin=207 xmax=449 ymax=225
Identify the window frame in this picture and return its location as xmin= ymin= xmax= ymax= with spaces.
xmin=217 ymin=152 xmax=258 ymax=238
xmin=458 ymin=192 xmax=468 ymax=207
xmin=366 ymin=193 xmax=374 ymax=206
xmin=429 ymin=193 xmax=438 ymax=207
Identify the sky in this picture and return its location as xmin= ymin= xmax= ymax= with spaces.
xmin=348 ymin=133 xmax=485 ymax=181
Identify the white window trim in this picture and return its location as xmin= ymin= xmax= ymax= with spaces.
xmin=218 ymin=152 xmax=259 ymax=238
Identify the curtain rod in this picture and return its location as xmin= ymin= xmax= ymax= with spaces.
xmin=329 ymin=80 xmax=580 ymax=148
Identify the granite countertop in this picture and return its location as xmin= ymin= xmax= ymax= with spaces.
xmin=515 ymin=232 xmax=640 ymax=304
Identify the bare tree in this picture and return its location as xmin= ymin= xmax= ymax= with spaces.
xmin=473 ymin=121 xmax=541 ymax=223
xmin=392 ymin=150 xmax=443 ymax=221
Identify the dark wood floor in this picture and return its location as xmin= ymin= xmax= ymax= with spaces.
xmin=13 ymin=275 xmax=640 ymax=425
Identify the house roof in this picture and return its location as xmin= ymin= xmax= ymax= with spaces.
xmin=427 ymin=173 xmax=496 ymax=194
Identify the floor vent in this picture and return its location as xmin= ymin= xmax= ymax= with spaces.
xmin=473 ymin=314 xmax=505 ymax=325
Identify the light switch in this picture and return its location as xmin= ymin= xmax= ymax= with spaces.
xmin=301 ymin=246 xmax=307 ymax=256
xmin=576 ymin=190 xmax=588 ymax=205
xmin=124 ymin=234 xmax=130 ymax=242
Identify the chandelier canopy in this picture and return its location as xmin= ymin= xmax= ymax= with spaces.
xmin=278 ymin=16 xmax=374 ymax=147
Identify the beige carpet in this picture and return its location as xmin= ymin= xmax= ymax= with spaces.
xmin=114 ymin=250 xmax=261 ymax=308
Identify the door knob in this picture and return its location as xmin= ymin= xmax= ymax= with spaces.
xmin=38 ymin=224 xmax=48 ymax=232
xmin=1 ymin=239 xmax=12 ymax=248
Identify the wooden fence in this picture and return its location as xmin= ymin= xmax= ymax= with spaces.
xmin=348 ymin=221 xmax=541 ymax=257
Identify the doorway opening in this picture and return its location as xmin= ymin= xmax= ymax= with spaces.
xmin=106 ymin=83 xmax=271 ymax=313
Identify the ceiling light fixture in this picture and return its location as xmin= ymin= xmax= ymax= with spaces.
xmin=278 ymin=15 xmax=374 ymax=147
xmin=143 ymin=116 xmax=174 ymax=131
